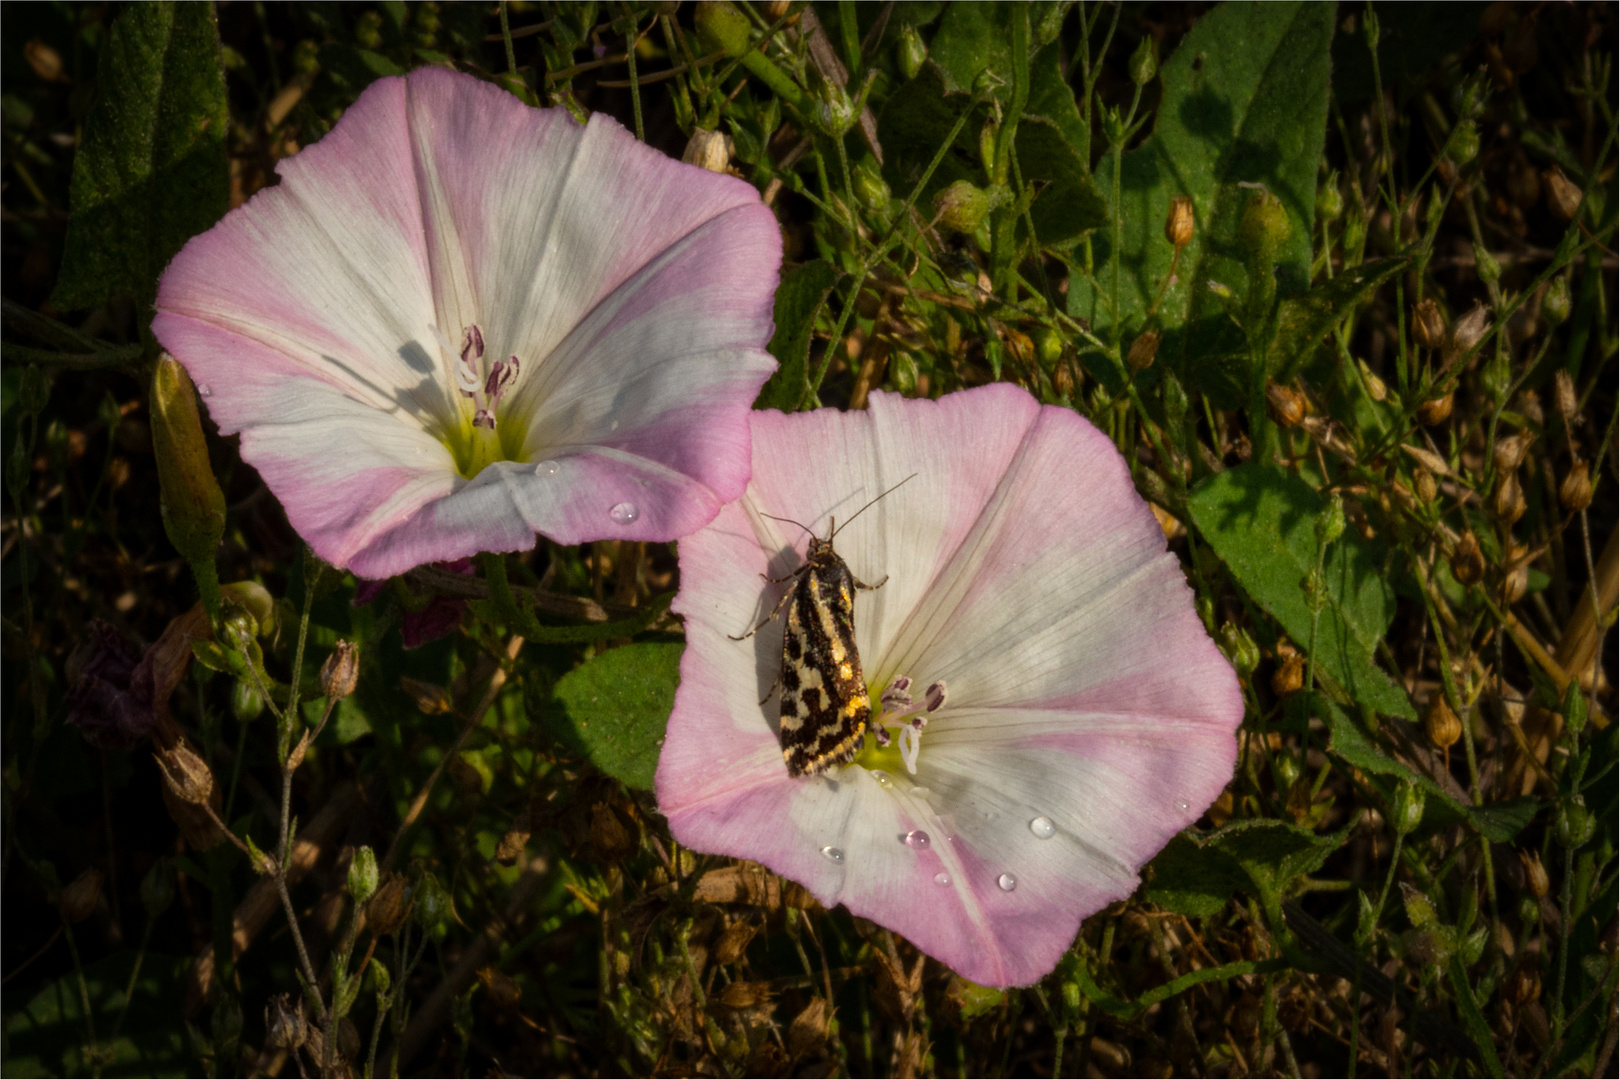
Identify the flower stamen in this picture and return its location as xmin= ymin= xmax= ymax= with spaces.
xmin=868 ymin=676 xmax=946 ymax=775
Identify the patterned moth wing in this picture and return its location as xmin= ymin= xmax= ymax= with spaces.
xmin=777 ymin=536 xmax=876 ymax=777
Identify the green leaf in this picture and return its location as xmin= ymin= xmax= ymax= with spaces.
xmin=1203 ymin=817 xmax=1355 ymax=927
xmin=927 ymin=1 xmax=1019 ymax=97
xmin=876 ymin=65 xmax=988 ymax=209
xmin=1067 ymin=2 xmax=1334 ymax=401
xmin=1270 ymin=255 xmax=1409 ymax=377
xmin=1142 ymin=833 xmax=1249 ymax=917
xmin=54 ymin=1 xmax=229 ymax=311
xmin=1015 ymin=115 xmax=1108 ymax=246
xmin=4 ymin=951 xmax=191 ymax=1076
xmin=549 ymin=642 xmax=682 ymax=790
xmin=1187 ymin=464 xmax=1416 ymax=720
xmin=1466 ymin=796 xmax=1540 ymax=844
xmin=755 ymin=260 xmax=840 ymax=412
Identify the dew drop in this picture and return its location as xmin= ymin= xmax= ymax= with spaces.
xmin=1175 ymin=799 xmax=1190 ymax=813
xmin=197 ymin=384 xmax=212 ymax=397
xmin=609 ymin=501 xmax=640 ymax=525
xmin=821 ymin=846 xmax=844 ymax=863
xmin=909 ymin=786 xmax=933 ymax=801
xmin=997 ymin=872 xmax=1018 ymax=892
xmin=870 ymin=770 xmax=892 ymax=787
xmin=934 ymin=872 xmax=951 ymax=886
xmin=903 ymin=830 xmax=931 ymax=850
xmin=534 ymin=459 xmax=560 ymax=477
xmin=1029 ymin=816 xmax=1056 ymax=839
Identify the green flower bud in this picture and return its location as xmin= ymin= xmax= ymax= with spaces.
xmin=972 ymin=68 xmax=1003 ymax=97
xmin=853 ymin=158 xmax=890 ymax=216
xmin=1473 ymin=242 xmax=1500 ymax=285
xmin=889 ymin=351 xmax=918 ymax=394
xmin=220 ymin=580 xmax=275 ymax=637
xmin=414 ymin=870 xmax=452 ymax=930
xmin=1273 ymin=750 xmax=1301 ymax=792
xmin=348 ymin=845 xmax=379 ymax=905
xmin=1239 ymin=189 xmax=1291 ymax=264
xmin=1217 ymin=623 xmax=1260 ymax=677
xmin=1461 ymin=925 xmax=1488 ymax=965
xmin=1400 ymin=881 xmax=1437 ymax=930
xmin=1128 ymin=35 xmax=1157 ymax=87
xmin=813 ymin=78 xmax=855 ymax=139
xmin=694 ymin=1 xmax=753 ymax=58
xmin=231 ymin=679 xmax=265 ymax=724
xmin=1557 ymin=795 xmax=1594 ymax=848
xmin=1446 ymin=120 xmax=1479 ymax=167
xmin=152 ymin=355 xmax=226 ymax=617
xmin=1542 ymin=275 xmax=1572 ymax=327
xmin=1100 ymin=104 xmax=1125 ymax=147
xmin=979 ymin=119 xmax=998 ymax=176
xmin=1036 ymin=327 xmax=1064 ymax=372
xmin=1316 ymin=171 xmax=1343 ymax=222
xmin=1363 ymin=7 xmax=1380 ymax=50
xmin=1316 ymin=493 xmax=1345 ymax=546
xmin=896 ymin=25 xmax=928 ymax=81
xmin=1561 ymin=681 xmax=1588 ymax=737
xmin=1393 ymin=779 xmax=1426 ymax=836
xmin=934 ymin=180 xmax=992 ymax=234
xmin=1451 ymin=70 xmax=1490 ymax=122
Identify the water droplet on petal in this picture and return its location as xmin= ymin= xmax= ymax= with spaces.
xmin=934 ymin=872 xmax=951 ymax=886
xmin=909 ymin=786 xmax=932 ymax=801
xmin=609 ymin=501 xmax=639 ymax=525
xmin=821 ymin=846 xmax=844 ymax=863
xmin=1175 ymin=799 xmax=1190 ymax=813
xmin=870 ymin=770 xmax=892 ymax=787
xmin=197 ymin=384 xmax=212 ymax=397
xmin=903 ymin=830 xmax=930 ymax=850
xmin=1029 ymin=816 xmax=1055 ymax=839
xmin=534 ymin=459 xmax=559 ymax=477
xmin=997 ymin=873 xmax=1017 ymax=892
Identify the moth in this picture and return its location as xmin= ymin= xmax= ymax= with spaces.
xmin=734 ymin=477 xmax=914 ymax=778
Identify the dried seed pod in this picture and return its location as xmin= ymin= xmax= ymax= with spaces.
xmin=265 ymin=993 xmax=309 ymax=1051
xmin=1501 ymin=543 xmax=1531 ymax=604
xmin=1543 ymin=166 xmax=1582 ymax=221
xmin=1417 ymin=391 xmax=1454 ymax=426
xmin=319 ymin=640 xmax=358 ymax=701
xmin=1451 ymin=531 xmax=1485 ymax=586
xmin=788 ymin=997 xmax=832 ymax=1058
xmin=1560 ymin=459 xmax=1593 ymax=512
xmin=1441 ymin=303 xmax=1491 ymax=369
xmin=1425 ymin=695 xmax=1462 ymax=750
xmin=155 ymin=743 xmax=215 ymax=806
xmin=1414 ymin=467 xmax=1439 ymax=503
xmin=366 ymin=872 xmax=411 ymax=937
xmin=1493 ymin=430 xmax=1535 ymax=472
xmin=681 ymin=128 xmax=733 ymax=174
xmin=1127 ymin=330 xmax=1160 ymax=370
xmin=1164 ymin=196 xmax=1195 ymax=248
xmin=1271 ymin=652 xmax=1305 ymax=697
xmin=1411 ymin=299 xmax=1446 ymax=350
xmin=1518 ymin=850 xmax=1550 ymax=899
xmin=1554 ymin=369 xmax=1579 ymax=426
xmin=59 ymin=867 xmax=104 ymax=924
xmin=1265 ymin=383 xmax=1307 ymax=428
xmin=1492 ymin=470 xmax=1527 ymax=525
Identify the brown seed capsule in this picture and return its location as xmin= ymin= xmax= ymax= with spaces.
xmin=1271 ymin=652 xmax=1305 ymax=697
xmin=1127 ymin=330 xmax=1160 ymax=370
xmin=1425 ymin=695 xmax=1462 ymax=749
xmin=155 ymin=743 xmax=215 ymax=806
xmin=319 ymin=640 xmax=359 ymax=701
xmin=1411 ymin=299 xmax=1446 ymax=351
xmin=787 ymin=997 xmax=832 ymax=1058
xmin=1492 ymin=470 xmax=1527 ymax=525
xmin=1414 ymin=468 xmax=1439 ymax=503
xmin=366 ymin=873 xmax=412 ymax=937
xmin=1553 ymin=369 xmax=1578 ymax=426
xmin=1560 ymin=459 xmax=1593 ymax=513
xmin=1265 ymin=383 xmax=1307 ymax=428
xmin=681 ymin=127 xmax=733 ymax=174
xmin=1451 ymin=531 xmax=1485 ymax=586
xmin=1164 ymin=195 xmax=1195 ymax=248
xmin=1441 ymin=303 xmax=1491 ymax=369
xmin=1493 ymin=430 xmax=1535 ymax=473
xmin=1543 ymin=166 xmax=1582 ymax=221
xmin=1052 ymin=360 xmax=1075 ymax=399
xmin=1417 ymin=391 xmax=1454 ymax=426
xmin=265 ymin=993 xmax=309 ymax=1051
xmin=1518 ymin=850 xmax=1550 ymax=899
xmin=59 ymin=867 xmax=105 ymax=924
xmin=1501 ymin=542 xmax=1531 ymax=604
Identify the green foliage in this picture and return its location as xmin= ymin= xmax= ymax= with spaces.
xmin=54 ymin=1 xmax=229 ymax=311
xmin=757 ymin=259 xmax=840 ymax=411
xmin=5 ymin=952 xmax=191 ymax=1076
xmin=548 ymin=642 xmax=682 ymax=790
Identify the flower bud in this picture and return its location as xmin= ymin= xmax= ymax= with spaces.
xmin=1493 ymin=429 xmax=1535 ymax=472
xmin=695 ymin=1 xmax=753 ymax=58
xmin=1417 ymin=391 xmax=1454 ymax=427
xmin=853 ymin=158 xmax=890 ymax=216
xmin=896 ymin=25 xmax=927 ymax=81
xmin=1363 ymin=7 xmax=1380 ymax=49
xmin=1393 ymin=780 xmax=1426 ymax=836
xmin=367 ymin=872 xmax=412 ymax=937
xmin=1541 ymin=275 xmax=1571 ymax=327
xmin=1543 ymin=167 xmax=1582 ymax=221
xmin=1217 ymin=623 xmax=1260 ymax=677
xmin=1553 ymin=369 xmax=1578 ymax=426
xmin=1315 ymin=173 xmax=1343 ymax=223
xmin=933 ymin=180 xmax=991 ymax=235
xmin=1451 ymin=531 xmax=1485 ymax=586
xmin=151 ymin=355 xmax=225 ymax=609
xmin=890 ymin=351 xmax=918 ymax=394
xmin=140 ymin=859 xmax=175 ymax=918
xmin=1492 ymin=470 xmax=1527 ymax=525
xmin=813 ymin=78 xmax=856 ymax=139
xmin=1239 ymin=189 xmax=1291 ymax=264
xmin=1560 ymin=459 xmax=1593 ymax=513
xmin=1441 ymin=303 xmax=1491 ymax=369
xmin=220 ymin=580 xmax=276 ymax=637
xmin=1557 ymin=795 xmax=1594 ymax=848
xmin=59 ymin=867 xmax=104 ymax=924
xmin=1518 ymin=850 xmax=1549 ymax=898
xmin=1425 ymin=695 xmax=1462 ymax=750
xmin=1265 ymin=383 xmax=1307 ymax=428
xmin=320 ymin=640 xmax=359 ymax=700
xmin=1272 ymin=652 xmax=1305 ymax=697
xmin=1411 ymin=299 xmax=1446 ymax=351
xmin=1126 ymin=330 xmax=1160 ymax=371
xmin=1164 ymin=195 xmax=1195 ymax=248
xmin=348 ymin=845 xmax=379 ymax=905
xmin=1358 ymin=359 xmax=1388 ymax=401
xmin=230 ymin=679 xmax=265 ymax=724
xmin=1445 ymin=120 xmax=1479 ymax=166
xmin=681 ymin=128 xmax=732 ymax=173
xmin=1474 ymin=242 xmax=1501 ymax=285
xmin=1036 ymin=327 xmax=1064 ymax=371
xmin=1128 ymin=35 xmax=1157 ymax=86
xmin=1414 ymin=468 xmax=1439 ymax=503
xmin=265 ymin=993 xmax=309 ymax=1051
xmin=414 ymin=870 xmax=452 ymax=930
xmin=1099 ymin=104 xmax=1125 ymax=147
xmin=1317 ymin=493 xmax=1346 ymax=545
xmin=978 ymin=119 xmax=999 ymax=176
xmin=155 ymin=743 xmax=215 ymax=806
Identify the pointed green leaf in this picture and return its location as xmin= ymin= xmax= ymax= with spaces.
xmin=756 ymin=260 xmax=840 ymax=412
xmin=549 ymin=642 xmax=682 ymax=790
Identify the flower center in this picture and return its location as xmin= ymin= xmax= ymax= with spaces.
xmin=435 ymin=323 xmax=527 ymax=478
xmin=853 ymin=675 xmax=946 ymax=777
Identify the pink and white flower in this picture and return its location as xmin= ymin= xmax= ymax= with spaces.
xmin=153 ymin=68 xmax=780 ymax=579
xmin=656 ymin=386 xmax=1243 ymax=988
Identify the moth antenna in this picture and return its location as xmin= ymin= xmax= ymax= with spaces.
xmin=829 ymin=473 xmax=917 ymax=541
xmin=758 ymin=511 xmax=815 ymax=539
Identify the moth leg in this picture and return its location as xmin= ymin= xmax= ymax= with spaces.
xmin=728 ymin=586 xmax=796 ymax=641
xmin=851 ymin=573 xmax=889 ymax=591
xmin=756 ymin=673 xmax=781 ymax=707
